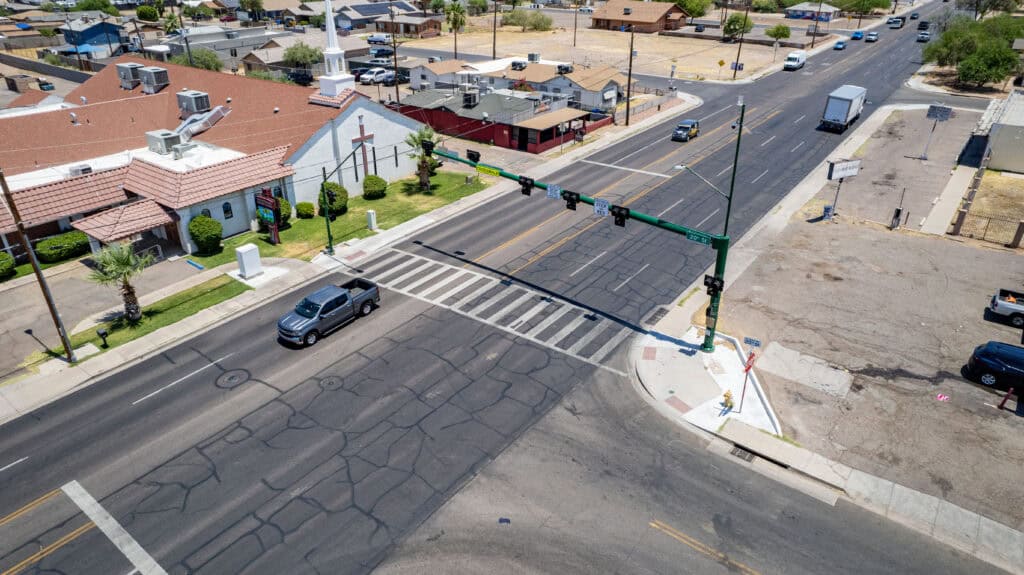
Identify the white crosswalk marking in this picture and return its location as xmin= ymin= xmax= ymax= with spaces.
xmin=353 ymin=249 xmax=637 ymax=374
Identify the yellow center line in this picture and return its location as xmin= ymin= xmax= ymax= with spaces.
xmin=649 ymin=519 xmax=762 ymax=575
xmin=0 ymin=489 xmax=62 ymax=529
xmin=1 ymin=521 xmax=96 ymax=575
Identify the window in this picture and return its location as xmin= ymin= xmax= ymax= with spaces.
xmin=272 ymin=186 xmax=283 ymax=198
xmin=230 ymin=48 xmax=238 ymax=57
xmin=200 ymin=208 xmax=211 ymax=218
xmin=420 ymin=74 xmax=427 ymax=80
xmin=489 ymin=77 xmax=494 ymax=84
xmin=552 ymin=87 xmax=561 ymax=93
xmin=222 ymin=202 xmax=233 ymax=219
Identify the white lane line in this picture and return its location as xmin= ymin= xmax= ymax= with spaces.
xmin=700 ymin=105 xmax=733 ymax=122
xmin=760 ymin=135 xmax=776 ymax=147
xmin=0 ymin=457 xmax=28 ymax=473
xmin=657 ymin=197 xmax=687 ymax=218
xmin=613 ymin=263 xmax=651 ymax=293
xmin=62 ymin=481 xmax=168 ymax=575
xmin=615 ymin=139 xmax=660 ymax=163
xmin=694 ymin=208 xmax=721 ymax=229
xmin=790 ymin=141 xmax=805 ymax=153
xmin=715 ymin=164 xmax=733 ymax=178
xmin=751 ymin=169 xmax=770 ymax=184
xmin=570 ymin=251 xmax=607 ymax=277
xmin=794 ymin=114 xmax=806 ymax=123
xmin=131 ymin=353 xmax=234 ymax=406
xmin=580 ymin=159 xmax=670 ymax=178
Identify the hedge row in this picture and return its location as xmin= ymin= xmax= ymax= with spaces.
xmin=35 ymin=230 xmax=90 ymax=263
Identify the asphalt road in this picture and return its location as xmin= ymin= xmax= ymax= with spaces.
xmin=1 ymin=2 xmax=1006 ymax=573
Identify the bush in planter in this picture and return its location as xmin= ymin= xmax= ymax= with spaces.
xmin=35 ymin=230 xmax=90 ymax=263
xmin=318 ymin=182 xmax=348 ymax=218
xmin=362 ymin=175 xmax=387 ymax=200
xmin=0 ymin=252 xmax=14 ymax=279
xmin=295 ymin=201 xmax=315 ymax=219
xmin=188 ymin=215 xmax=223 ymax=255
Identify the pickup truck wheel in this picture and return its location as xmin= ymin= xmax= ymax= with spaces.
xmin=304 ymin=331 xmax=320 ymax=346
xmin=1011 ymin=314 xmax=1024 ymax=328
xmin=980 ymin=372 xmax=998 ymax=387
xmin=360 ymin=301 xmax=374 ymax=317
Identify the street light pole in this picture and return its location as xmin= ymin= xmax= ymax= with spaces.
xmin=732 ymin=2 xmax=750 ymax=81
xmin=573 ymin=2 xmax=578 ymax=47
xmin=0 ymin=168 xmax=76 ymax=364
xmin=492 ymin=0 xmax=499 ymax=58
xmin=389 ymin=1 xmax=400 ymax=109
xmin=625 ymin=26 xmax=634 ymax=126
xmin=723 ymin=96 xmax=745 ymax=237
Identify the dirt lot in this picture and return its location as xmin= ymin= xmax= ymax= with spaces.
xmin=405 ymin=24 xmax=781 ymax=80
xmin=708 ymin=114 xmax=1024 ymax=531
xmin=972 ymin=170 xmax=1024 ymax=221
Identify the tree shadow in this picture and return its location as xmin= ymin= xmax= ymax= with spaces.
xmin=400 ymin=180 xmax=439 ymax=196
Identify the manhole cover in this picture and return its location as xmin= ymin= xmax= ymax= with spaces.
xmin=320 ymin=376 xmax=344 ymax=391
xmin=730 ymin=446 xmax=756 ymax=463
xmin=216 ymin=369 xmax=250 ymax=389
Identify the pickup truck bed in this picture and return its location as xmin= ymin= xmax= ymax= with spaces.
xmin=341 ymin=277 xmax=378 ymax=302
xmin=990 ymin=289 xmax=1024 ymax=327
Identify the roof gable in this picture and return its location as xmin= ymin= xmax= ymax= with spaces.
xmin=593 ymin=0 xmax=685 ymax=23
xmin=0 ymin=166 xmax=130 ymax=233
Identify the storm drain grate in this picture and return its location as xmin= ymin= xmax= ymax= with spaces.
xmin=645 ymin=307 xmax=668 ymax=326
xmin=730 ymin=446 xmax=756 ymax=463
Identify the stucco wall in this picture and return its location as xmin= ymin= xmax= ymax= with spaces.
xmin=987 ymin=123 xmax=1024 ymax=173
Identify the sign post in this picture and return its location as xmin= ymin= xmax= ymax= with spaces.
xmin=825 ymin=159 xmax=861 ymax=220
xmin=921 ymin=104 xmax=952 ymax=161
xmin=255 ymin=188 xmax=280 ymax=245
xmin=737 ymin=351 xmax=757 ymax=414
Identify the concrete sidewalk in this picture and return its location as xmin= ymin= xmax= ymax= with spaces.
xmin=921 ymin=164 xmax=975 ymax=235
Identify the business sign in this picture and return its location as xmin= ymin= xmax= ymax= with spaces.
xmin=926 ymin=104 xmax=952 ymax=121
xmin=476 ymin=164 xmax=501 ymax=177
xmin=254 ymin=189 xmax=280 ymax=245
xmin=594 ymin=198 xmax=610 ymax=217
xmin=730 ymin=61 xmax=744 ymax=71
xmin=827 ymin=159 xmax=861 ymax=181
xmin=546 ymin=183 xmax=561 ymax=200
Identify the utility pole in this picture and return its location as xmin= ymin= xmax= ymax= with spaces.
xmin=0 ymin=168 xmax=76 ymax=364
xmin=492 ymin=0 xmax=498 ymax=58
xmin=572 ymin=1 xmax=578 ymax=47
xmin=810 ymin=0 xmax=824 ymax=49
xmin=131 ymin=18 xmax=147 ymax=57
xmin=389 ymin=1 xmax=400 ymax=110
xmin=65 ymin=13 xmax=84 ymax=71
xmin=732 ymin=2 xmax=750 ymax=81
xmin=625 ymin=26 xmax=634 ymax=126
xmin=100 ymin=14 xmax=114 ymax=57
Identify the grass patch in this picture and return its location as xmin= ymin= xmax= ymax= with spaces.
xmin=972 ymin=170 xmax=1024 ymax=220
xmin=24 ymin=275 xmax=250 ymax=367
xmin=188 ymin=171 xmax=488 ymax=268
xmin=760 ymin=428 xmax=801 ymax=448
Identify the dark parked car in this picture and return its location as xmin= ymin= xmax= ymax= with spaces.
xmin=963 ymin=341 xmax=1024 ymax=390
xmin=351 ymin=67 xmax=370 ymax=81
xmin=695 ymin=24 xmax=705 ymax=32
xmin=219 ymin=14 xmax=237 ymax=22
xmin=287 ymin=70 xmax=314 ymax=85
xmin=917 ymin=21 xmax=929 ymax=30
xmin=910 ymin=11 xmax=920 ymax=19
xmin=383 ymin=69 xmax=410 ymax=85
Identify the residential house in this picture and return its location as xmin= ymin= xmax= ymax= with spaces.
xmin=986 ymin=89 xmax=1024 ymax=174
xmin=336 ymin=2 xmax=417 ymax=30
xmin=283 ymin=1 xmax=325 ymax=22
xmin=373 ymin=14 xmax=441 ymax=38
xmin=408 ymin=58 xmax=468 ymax=90
xmin=784 ymin=2 xmax=839 ymax=21
xmin=147 ymin=25 xmax=292 ymax=70
xmin=57 ymin=17 xmax=124 ymax=59
xmin=241 ymin=30 xmax=368 ymax=75
xmin=0 ymin=56 xmax=423 ymax=256
xmin=591 ymin=0 xmax=686 ymax=33
xmin=8 ymin=10 xmax=110 ymax=23
xmin=257 ymin=0 xmax=304 ymax=21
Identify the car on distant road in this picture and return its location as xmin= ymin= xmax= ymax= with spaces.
xmin=370 ymin=46 xmax=394 ymax=57
xmin=851 ymin=30 xmax=864 ymax=40
xmin=360 ymin=67 xmax=388 ymax=84
xmin=963 ymin=341 xmax=1024 ymax=391
xmin=367 ymin=33 xmax=393 ymax=44
xmin=671 ymin=119 xmax=700 ymax=142
xmin=917 ymin=20 xmax=929 ymax=30
xmin=834 ymin=40 xmax=847 ymax=50
xmin=865 ymin=32 xmax=879 ymax=42
xmin=695 ymin=24 xmax=705 ymax=32
xmin=578 ymin=5 xmax=593 ymax=12
xmin=910 ymin=11 xmax=920 ymax=18
xmin=219 ymin=14 xmax=237 ymax=22
xmin=917 ymin=31 xmax=930 ymax=42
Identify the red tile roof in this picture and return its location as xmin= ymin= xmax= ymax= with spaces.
xmin=0 ymin=167 xmax=130 ymax=234
xmin=123 ymin=146 xmax=294 ymax=209
xmin=6 ymin=89 xmax=49 ymax=109
xmin=0 ymin=56 xmax=361 ymax=176
xmin=70 ymin=199 xmax=174 ymax=242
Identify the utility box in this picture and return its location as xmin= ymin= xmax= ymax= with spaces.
xmin=367 ymin=209 xmax=378 ymax=231
xmin=236 ymin=243 xmax=263 ymax=279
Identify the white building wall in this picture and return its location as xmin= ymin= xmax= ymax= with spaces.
xmin=174 ymin=181 xmax=288 ymax=254
xmin=287 ymin=99 xmax=421 ymax=202
xmin=411 ymin=66 xmax=462 ymax=90
xmin=987 ymin=123 xmax=1024 ymax=174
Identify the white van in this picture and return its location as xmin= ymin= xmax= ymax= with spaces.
xmin=367 ymin=33 xmax=392 ymax=45
xmin=783 ymin=50 xmax=807 ymax=71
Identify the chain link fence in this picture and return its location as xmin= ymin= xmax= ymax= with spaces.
xmin=959 ymin=210 xmax=1022 ymax=246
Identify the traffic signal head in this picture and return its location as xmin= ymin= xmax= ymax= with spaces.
xmin=564 ymin=191 xmax=580 ymax=211
xmin=519 ymin=176 xmax=534 ymax=196
xmin=466 ymin=149 xmax=481 ymax=163
xmin=421 ymin=140 xmax=435 ymax=155
xmin=610 ymin=205 xmax=629 ymax=227
xmin=703 ymin=274 xmax=724 ymax=296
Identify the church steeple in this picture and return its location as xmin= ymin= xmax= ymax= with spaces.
xmin=319 ymin=0 xmax=354 ymax=97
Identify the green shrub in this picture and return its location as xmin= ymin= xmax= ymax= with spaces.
xmin=362 ymin=175 xmax=388 ymax=200
xmin=0 ymin=252 xmax=14 ymax=278
xmin=38 ymin=28 xmax=57 ymax=37
xmin=136 ymin=4 xmax=159 ymax=20
xmin=501 ymin=9 xmax=527 ymax=27
xmin=318 ymin=182 xmax=348 ymax=218
xmin=188 ymin=215 xmax=223 ymax=255
xmin=295 ymin=201 xmax=315 ymax=218
xmin=752 ymin=0 xmax=777 ymax=12
xmin=526 ymin=11 xmax=552 ymax=31
xmin=35 ymin=230 xmax=89 ymax=263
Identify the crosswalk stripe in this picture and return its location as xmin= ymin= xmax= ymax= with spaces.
xmin=401 ymin=264 xmax=452 ymax=292
xmin=509 ymin=299 xmax=553 ymax=331
xmin=370 ymin=256 xmax=425 ymax=283
xmin=379 ymin=259 xmax=435 ymax=286
xmin=357 ymin=251 xmax=407 ymax=274
xmin=591 ymin=327 xmax=635 ymax=363
xmin=566 ymin=321 xmax=610 ymax=355
xmin=468 ymin=287 xmax=518 ymax=316
xmin=549 ymin=313 xmax=591 ymax=348
xmin=525 ymin=306 xmax=572 ymax=338
xmin=452 ymin=280 xmax=498 ymax=309
xmin=489 ymin=291 xmax=537 ymax=324
xmin=420 ymin=270 xmax=473 ymax=300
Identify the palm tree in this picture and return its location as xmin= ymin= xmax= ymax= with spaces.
xmin=445 ymin=2 xmax=466 ymax=59
xmin=404 ymin=125 xmax=440 ymax=191
xmin=88 ymin=243 xmax=154 ymax=323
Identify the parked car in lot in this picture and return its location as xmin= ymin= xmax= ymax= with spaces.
xmin=989 ymin=289 xmax=1024 ymax=328
xmin=694 ymin=23 xmax=705 ymax=32
xmin=834 ymin=40 xmax=847 ymax=50
xmin=910 ymin=11 xmax=920 ymax=19
xmin=383 ymin=69 xmax=409 ymax=85
xmin=370 ymin=46 xmax=394 ymax=57
xmin=220 ymin=14 xmax=237 ymax=22
xmin=917 ymin=31 xmax=930 ymax=42
xmin=963 ymin=341 xmax=1024 ymax=390
xmin=367 ymin=33 xmax=392 ymax=44
xmin=671 ymin=119 xmax=700 ymax=141
xmin=360 ymin=67 xmax=388 ymax=84
xmin=368 ymin=57 xmax=392 ymax=66
xmin=278 ymin=279 xmax=381 ymax=347
xmin=351 ymin=67 xmax=370 ymax=81
xmin=865 ymin=32 xmax=879 ymax=42
xmin=851 ymin=30 xmax=864 ymax=40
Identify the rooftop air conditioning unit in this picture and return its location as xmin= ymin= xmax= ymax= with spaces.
xmin=146 ymin=129 xmax=182 ymax=154
xmin=511 ymin=61 xmax=527 ymax=71
xmin=557 ymin=64 xmax=573 ymax=74
xmin=527 ymin=53 xmax=540 ymax=63
xmin=139 ymin=66 xmax=170 ymax=94
xmin=462 ymin=91 xmax=479 ymax=107
xmin=623 ymin=7 xmax=631 ymax=14
xmin=116 ymin=62 xmax=145 ymax=90
xmin=176 ymin=89 xmax=211 ymax=117
xmin=68 ymin=164 xmax=92 ymax=176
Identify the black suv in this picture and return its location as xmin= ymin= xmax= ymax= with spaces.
xmin=963 ymin=341 xmax=1024 ymax=390
xmin=917 ymin=21 xmax=929 ymax=30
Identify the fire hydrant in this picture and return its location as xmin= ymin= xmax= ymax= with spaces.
xmin=722 ymin=390 xmax=735 ymax=410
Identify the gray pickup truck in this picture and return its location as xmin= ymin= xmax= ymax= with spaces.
xmin=990 ymin=289 xmax=1024 ymax=328
xmin=278 ymin=278 xmax=381 ymax=346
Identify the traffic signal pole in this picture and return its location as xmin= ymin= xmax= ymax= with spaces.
xmin=426 ymin=145 xmax=731 ymax=352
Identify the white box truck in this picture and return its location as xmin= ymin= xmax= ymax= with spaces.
xmin=820 ymin=85 xmax=866 ymax=132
